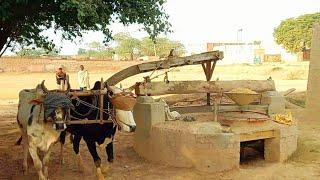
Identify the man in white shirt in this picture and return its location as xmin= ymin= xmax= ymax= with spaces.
xmin=77 ymin=65 xmax=90 ymax=91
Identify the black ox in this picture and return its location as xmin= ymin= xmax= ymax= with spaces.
xmin=60 ymin=81 xmax=136 ymax=180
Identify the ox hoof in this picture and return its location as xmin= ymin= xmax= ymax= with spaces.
xmin=96 ymin=167 xmax=105 ymax=180
xmin=22 ymin=166 xmax=28 ymax=175
xmin=22 ymin=169 xmax=28 ymax=175
xmin=101 ymin=165 xmax=110 ymax=174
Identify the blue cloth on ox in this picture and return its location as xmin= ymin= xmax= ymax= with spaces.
xmin=43 ymin=93 xmax=74 ymax=119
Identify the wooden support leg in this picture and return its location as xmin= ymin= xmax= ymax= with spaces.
xmin=202 ymin=61 xmax=217 ymax=106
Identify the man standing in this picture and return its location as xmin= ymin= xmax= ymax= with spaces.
xmin=77 ymin=65 xmax=90 ymax=90
xmin=56 ymin=65 xmax=67 ymax=90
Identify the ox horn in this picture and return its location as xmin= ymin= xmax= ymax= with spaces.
xmin=66 ymin=80 xmax=71 ymax=94
xmin=40 ymin=80 xmax=49 ymax=94
xmin=105 ymin=82 xmax=113 ymax=91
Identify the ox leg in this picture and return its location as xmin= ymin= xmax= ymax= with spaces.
xmin=85 ymin=139 xmax=104 ymax=180
xmin=106 ymin=142 xmax=114 ymax=163
xmin=29 ymin=145 xmax=45 ymax=180
xmin=59 ymin=131 xmax=67 ymax=165
xmin=22 ymin=134 xmax=29 ymax=174
xmin=73 ymin=135 xmax=84 ymax=172
xmin=42 ymin=148 xmax=52 ymax=179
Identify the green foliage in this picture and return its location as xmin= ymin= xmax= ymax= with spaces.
xmin=77 ymin=48 xmax=86 ymax=55
xmin=273 ymin=13 xmax=320 ymax=53
xmin=140 ymin=37 xmax=186 ymax=58
xmin=114 ymin=33 xmax=140 ymax=60
xmin=77 ymin=41 xmax=114 ymax=58
xmin=80 ymin=34 xmax=186 ymax=60
xmin=0 ymin=0 xmax=170 ymax=56
xmin=16 ymin=48 xmax=59 ymax=57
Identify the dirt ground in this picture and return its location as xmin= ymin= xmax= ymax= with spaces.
xmin=1 ymin=105 xmax=320 ymax=180
xmin=1 ymin=62 xmax=319 ymax=179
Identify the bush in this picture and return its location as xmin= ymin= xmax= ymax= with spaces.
xmin=286 ymin=70 xmax=306 ymax=80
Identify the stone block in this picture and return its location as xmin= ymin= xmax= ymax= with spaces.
xmin=264 ymin=128 xmax=297 ymax=162
xmin=261 ymin=91 xmax=285 ymax=115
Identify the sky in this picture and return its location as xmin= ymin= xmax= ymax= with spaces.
xmin=7 ymin=0 xmax=320 ymax=55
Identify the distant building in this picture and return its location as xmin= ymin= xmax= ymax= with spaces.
xmin=207 ymin=42 xmax=262 ymax=64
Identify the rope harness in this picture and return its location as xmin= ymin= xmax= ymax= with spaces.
xmin=70 ymin=96 xmax=124 ymax=128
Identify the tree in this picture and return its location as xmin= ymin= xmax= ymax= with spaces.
xmin=273 ymin=13 xmax=320 ymax=53
xmin=77 ymin=48 xmax=86 ymax=55
xmin=140 ymin=37 xmax=186 ymax=58
xmin=77 ymin=43 xmax=114 ymax=59
xmin=114 ymin=33 xmax=141 ymax=60
xmin=0 ymin=0 xmax=170 ymax=57
xmin=16 ymin=47 xmax=59 ymax=57
xmin=88 ymin=41 xmax=104 ymax=52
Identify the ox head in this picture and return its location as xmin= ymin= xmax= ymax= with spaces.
xmin=30 ymin=80 xmax=73 ymax=131
xmin=107 ymin=84 xmax=136 ymax=133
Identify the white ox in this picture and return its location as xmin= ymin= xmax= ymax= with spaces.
xmin=17 ymin=81 xmax=73 ymax=180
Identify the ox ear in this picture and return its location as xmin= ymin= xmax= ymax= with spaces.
xmin=29 ymin=99 xmax=43 ymax=105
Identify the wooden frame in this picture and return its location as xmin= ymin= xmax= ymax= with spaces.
xmin=62 ymin=80 xmax=115 ymax=125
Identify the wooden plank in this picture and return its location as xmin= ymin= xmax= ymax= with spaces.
xmin=106 ymin=51 xmax=223 ymax=86
xmin=135 ymin=80 xmax=276 ymax=96
xmin=240 ymin=130 xmax=275 ymax=142
xmin=281 ymin=88 xmax=296 ymax=96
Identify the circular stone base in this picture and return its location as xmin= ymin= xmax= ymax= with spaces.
xmin=134 ymin=121 xmax=240 ymax=173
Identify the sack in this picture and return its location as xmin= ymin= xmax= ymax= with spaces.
xmin=111 ymin=93 xmax=136 ymax=111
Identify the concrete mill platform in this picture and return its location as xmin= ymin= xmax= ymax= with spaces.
xmin=133 ymin=96 xmax=297 ymax=173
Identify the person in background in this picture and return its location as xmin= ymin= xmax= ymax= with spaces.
xmin=56 ymin=65 xmax=67 ymax=90
xmin=77 ymin=65 xmax=90 ymax=91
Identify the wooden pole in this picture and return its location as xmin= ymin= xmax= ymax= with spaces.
xmin=100 ymin=78 xmax=104 ymax=124
xmin=305 ymin=23 xmax=320 ymax=121
xmin=106 ymin=51 xmax=223 ymax=86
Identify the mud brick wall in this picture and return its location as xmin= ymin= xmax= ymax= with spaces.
xmin=0 ymin=57 xmax=140 ymax=72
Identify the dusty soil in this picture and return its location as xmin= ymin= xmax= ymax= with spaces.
xmin=0 ymin=62 xmax=318 ymax=179
xmin=0 ymin=62 xmax=309 ymax=101
xmin=0 ymin=105 xmax=320 ymax=180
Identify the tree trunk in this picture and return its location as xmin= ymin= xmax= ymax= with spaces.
xmin=130 ymin=52 xmax=133 ymax=61
xmin=0 ymin=31 xmax=10 ymax=57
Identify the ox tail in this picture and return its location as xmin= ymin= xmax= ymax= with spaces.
xmin=15 ymin=136 xmax=23 ymax=146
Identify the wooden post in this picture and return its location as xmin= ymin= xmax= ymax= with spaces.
xmin=305 ymin=23 xmax=320 ymax=121
xmin=213 ymin=100 xmax=218 ymax=122
xmin=201 ymin=61 xmax=217 ymax=105
xmin=100 ymin=78 xmax=104 ymax=124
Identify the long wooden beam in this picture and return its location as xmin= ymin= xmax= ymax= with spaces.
xmin=105 ymin=51 xmax=223 ymax=86
xmin=135 ymin=80 xmax=276 ymax=96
